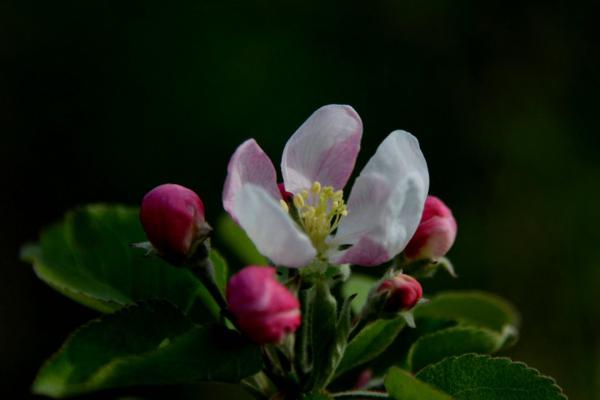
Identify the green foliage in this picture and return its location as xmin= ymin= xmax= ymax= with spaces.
xmin=417 ymin=354 xmax=567 ymax=399
xmin=304 ymin=281 xmax=339 ymax=390
xmin=385 ymin=367 xmax=452 ymax=400
xmin=33 ymin=301 xmax=262 ymax=398
xmin=216 ymin=214 xmax=268 ymax=265
xmin=208 ymin=249 xmax=229 ymax=295
xmin=341 ymin=273 xmax=377 ymax=313
xmin=367 ymin=291 xmax=519 ymax=376
xmin=336 ymin=317 xmax=405 ymax=377
xmin=415 ymin=291 xmax=520 ymax=333
xmin=20 ymin=205 xmax=218 ymax=317
xmin=407 ymin=326 xmax=506 ymax=372
xmin=300 ymin=391 xmax=334 ymax=400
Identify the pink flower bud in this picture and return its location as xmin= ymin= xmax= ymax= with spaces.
xmin=404 ymin=195 xmax=457 ymax=260
xmin=377 ymin=274 xmax=423 ymax=311
xmin=227 ymin=266 xmax=301 ymax=344
xmin=140 ymin=184 xmax=207 ymax=258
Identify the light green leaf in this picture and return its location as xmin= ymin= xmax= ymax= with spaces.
xmin=33 ymin=301 xmax=262 ymax=398
xmin=216 ymin=214 xmax=268 ymax=265
xmin=417 ymin=354 xmax=567 ymax=399
xmin=336 ymin=317 xmax=405 ymax=377
xmin=21 ymin=204 xmax=218 ymax=318
xmin=341 ymin=273 xmax=377 ymax=314
xmin=407 ymin=326 xmax=508 ymax=372
xmin=414 ymin=291 xmax=519 ymax=335
xmin=385 ymin=367 xmax=453 ymax=400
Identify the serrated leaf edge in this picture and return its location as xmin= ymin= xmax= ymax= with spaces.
xmin=416 ymin=354 xmax=567 ymax=399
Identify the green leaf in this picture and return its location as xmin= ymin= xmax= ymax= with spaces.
xmin=216 ymin=214 xmax=268 ymax=265
xmin=208 ymin=249 xmax=229 ymax=295
xmin=385 ymin=367 xmax=453 ymax=400
xmin=341 ymin=273 xmax=376 ymax=314
xmin=414 ymin=291 xmax=520 ymax=334
xmin=21 ymin=204 xmax=217 ymax=318
xmin=327 ymin=294 xmax=355 ymax=384
xmin=336 ymin=317 xmax=405 ymax=377
xmin=407 ymin=326 xmax=509 ymax=372
xmin=301 ymin=391 xmax=335 ymax=400
xmin=417 ymin=354 xmax=567 ymax=399
xmin=33 ymin=301 xmax=262 ymax=398
xmin=305 ymin=281 xmax=338 ymax=390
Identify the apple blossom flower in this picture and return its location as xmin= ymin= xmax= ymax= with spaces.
xmin=404 ymin=195 xmax=457 ymax=261
xmin=227 ymin=266 xmax=301 ymax=344
xmin=377 ymin=273 xmax=423 ymax=311
xmin=222 ymin=104 xmax=429 ymax=268
xmin=140 ymin=183 xmax=209 ymax=258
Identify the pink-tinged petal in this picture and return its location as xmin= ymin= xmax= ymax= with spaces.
xmin=281 ymin=104 xmax=362 ymax=193
xmin=329 ymin=131 xmax=429 ymax=266
xmin=223 ymin=139 xmax=281 ymax=221
xmin=232 ymin=184 xmax=316 ymax=267
xmin=336 ymin=236 xmax=390 ymax=266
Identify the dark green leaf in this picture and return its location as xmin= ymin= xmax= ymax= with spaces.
xmin=417 ymin=354 xmax=567 ymax=399
xmin=33 ymin=301 xmax=262 ymax=398
xmin=21 ymin=205 xmax=216 ymax=317
xmin=301 ymin=391 xmax=335 ymax=400
xmin=341 ymin=273 xmax=376 ymax=314
xmin=414 ymin=291 xmax=520 ymax=334
xmin=336 ymin=317 xmax=405 ymax=377
xmin=385 ymin=367 xmax=452 ymax=400
xmin=208 ymin=249 xmax=229 ymax=295
xmin=407 ymin=326 xmax=507 ymax=372
xmin=305 ymin=281 xmax=338 ymax=390
xmin=216 ymin=214 xmax=268 ymax=265
xmin=296 ymin=286 xmax=314 ymax=377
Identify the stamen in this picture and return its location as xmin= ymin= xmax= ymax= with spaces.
xmin=290 ymin=180 xmax=349 ymax=255
xmin=293 ymin=194 xmax=304 ymax=209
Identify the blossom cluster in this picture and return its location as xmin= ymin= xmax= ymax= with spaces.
xmin=140 ymin=105 xmax=457 ymax=344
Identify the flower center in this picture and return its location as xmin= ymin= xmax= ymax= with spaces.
xmin=280 ymin=181 xmax=348 ymax=255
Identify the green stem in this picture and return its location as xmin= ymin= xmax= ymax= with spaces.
xmin=190 ymin=254 xmax=228 ymax=311
xmin=331 ymin=390 xmax=390 ymax=399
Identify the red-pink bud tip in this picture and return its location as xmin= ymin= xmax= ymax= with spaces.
xmin=227 ymin=266 xmax=301 ymax=344
xmin=377 ymin=274 xmax=423 ymax=312
xmin=404 ymin=195 xmax=457 ymax=260
xmin=140 ymin=183 xmax=206 ymax=258
xmin=277 ymin=182 xmax=293 ymax=202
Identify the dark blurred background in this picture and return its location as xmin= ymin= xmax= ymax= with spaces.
xmin=1 ymin=0 xmax=599 ymax=398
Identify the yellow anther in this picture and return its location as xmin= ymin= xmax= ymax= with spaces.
xmin=280 ymin=200 xmax=289 ymax=213
xmin=311 ymin=181 xmax=321 ymax=193
xmin=322 ymin=186 xmax=334 ymax=196
xmin=303 ymin=208 xmax=315 ymax=219
xmin=293 ymin=194 xmax=305 ymax=209
xmin=289 ymin=181 xmax=349 ymax=256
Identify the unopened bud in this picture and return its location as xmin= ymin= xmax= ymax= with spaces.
xmin=140 ymin=184 xmax=209 ymax=259
xmin=404 ymin=195 xmax=457 ymax=261
xmin=227 ymin=266 xmax=301 ymax=344
xmin=377 ymin=274 xmax=423 ymax=312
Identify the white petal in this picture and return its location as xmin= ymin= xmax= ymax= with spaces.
xmin=281 ymin=104 xmax=362 ymax=193
xmin=329 ymin=130 xmax=429 ymax=266
xmin=223 ymin=139 xmax=281 ymax=221
xmin=233 ymin=184 xmax=316 ymax=268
